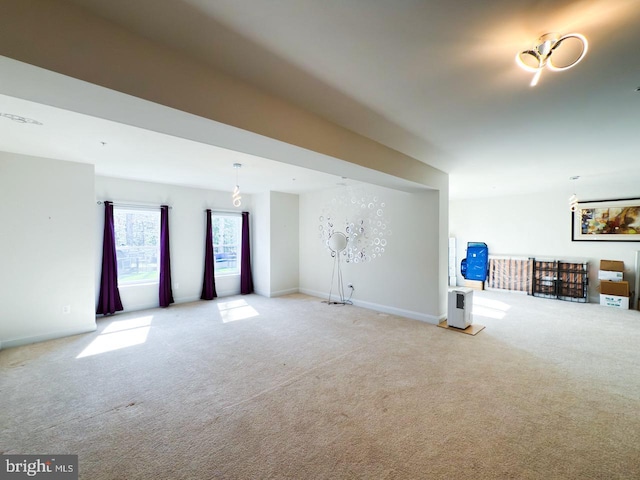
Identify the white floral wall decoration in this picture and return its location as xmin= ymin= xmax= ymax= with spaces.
xmin=318 ymin=186 xmax=391 ymax=264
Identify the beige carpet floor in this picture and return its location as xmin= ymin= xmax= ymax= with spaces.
xmin=2 ymin=291 xmax=640 ymax=479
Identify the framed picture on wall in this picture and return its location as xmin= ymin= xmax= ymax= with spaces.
xmin=572 ymin=198 xmax=640 ymax=242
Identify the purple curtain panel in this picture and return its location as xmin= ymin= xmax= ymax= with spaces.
xmin=159 ymin=205 xmax=174 ymax=307
xmin=96 ymin=201 xmax=124 ymax=315
xmin=201 ymin=209 xmax=218 ymax=300
xmin=240 ymin=211 xmax=254 ymax=295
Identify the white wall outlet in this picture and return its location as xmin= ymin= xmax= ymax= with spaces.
xmin=62 ymin=305 xmax=71 ymax=314
xmin=173 ymin=283 xmax=179 ymax=290
xmin=347 ymin=283 xmax=354 ymax=289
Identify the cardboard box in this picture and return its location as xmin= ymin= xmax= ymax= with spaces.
xmin=599 ymin=260 xmax=624 ymax=283
xmin=600 ymin=294 xmax=629 ymax=309
xmin=599 ymin=280 xmax=630 ymax=309
xmin=464 ymin=279 xmax=484 ymax=291
xmin=600 ymin=260 xmax=624 ymax=272
xmin=598 ymin=270 xmax=624 ymax=282
xmin=600 ymin=280 xmax=629 ymax=297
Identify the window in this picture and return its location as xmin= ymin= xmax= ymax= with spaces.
xmin=114 ymin=208 xmax=161 ymax=285
xmin=212 ymin=213 xmax=241 ymax=275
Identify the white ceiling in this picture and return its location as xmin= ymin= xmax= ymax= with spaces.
xmin=2 ymin=0 xmax=640 ymax=199
xmin=0 ymin=93 xmax=354 ymax=195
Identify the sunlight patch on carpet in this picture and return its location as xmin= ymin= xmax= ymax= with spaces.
xmin=473 ymin=296 xmax=511 ymax=319
xmin=76 ymin=315 xmax=153 ymax=358
xmin=218 ymin=299 xmax=259 ymax=323
xmin=102 ymin=315 xmax=154 ymax=334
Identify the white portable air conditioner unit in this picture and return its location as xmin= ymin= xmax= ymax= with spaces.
xmin=447 ymin=287 xmax=473 ymax=329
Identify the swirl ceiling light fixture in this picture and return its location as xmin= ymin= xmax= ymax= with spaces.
xmin=516 ymin=32 xmax=588 ymax=87
xmin=232 ymin=163 xmax=242 ymax=207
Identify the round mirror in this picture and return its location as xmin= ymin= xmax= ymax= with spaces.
xmin=328 ymin=232 xmax=348 ymax=253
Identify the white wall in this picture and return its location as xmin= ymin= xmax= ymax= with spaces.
xmin=270 ymin=192 xmax=299 ymax=296
xmin=299 ymin=185 xmax=443 ymax=322
xmin=450 ymin=187 xmax=640 ymax=305
xmin=252 ymin=192 xmax=270 ymax=297
xmin=95 ymin=176 xmax=253 ymax=312
xmin=251 ymin=191 xmax=300 ymax=298
xmin=437 ymin=182 xmax=449 ymax=318
xmin=0 ymin=153 xmax=96 ymax=348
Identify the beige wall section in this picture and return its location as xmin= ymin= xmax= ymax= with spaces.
xmin=0 ymin=0 xmax=446 ymax=191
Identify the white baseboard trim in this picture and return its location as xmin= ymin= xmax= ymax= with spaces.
xmin=2 ymin=324 xmax=98 ymax=350
xmin=174 ymin=295 xmax=201 ymax=304
xmin=269 ymin=288 xmax=299 ymax=298
xmin=253 ymin=288 xmax=269 ymax=297
xmin=214 ymin=289 xmax=242 ymax=298
xmin=299 ymin=288 xmax=443 ymax=324
xmin=251 ymin=288 xmax=298 ymax=298
xmin=298 ymin=288 xmax=330 ymax=302
xmin=352 ymin=298 xmax=443 ymax=324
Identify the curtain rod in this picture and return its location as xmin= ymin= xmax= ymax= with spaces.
xmin=205 ymin=208 xmax=242 ymax=214
xmin=97 ymin=201 xmax=172 ymax=209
